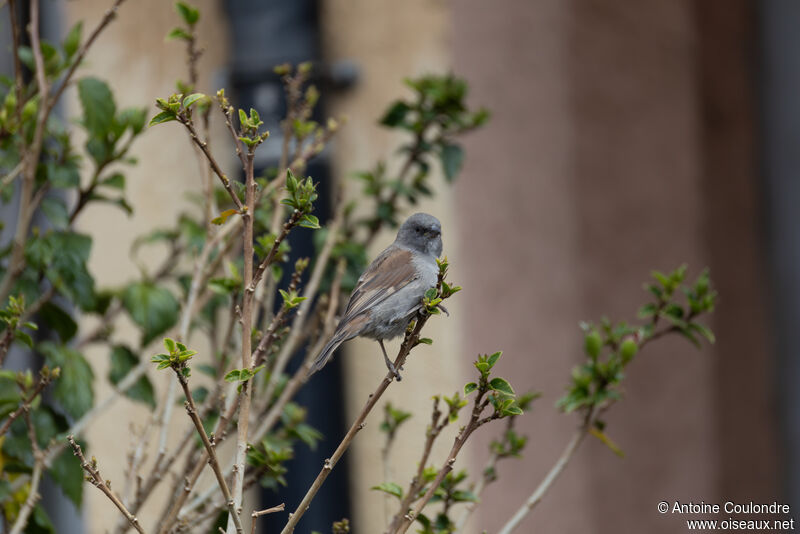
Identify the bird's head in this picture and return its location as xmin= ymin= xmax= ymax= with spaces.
xmin=396 ymin=212 xmax=443 ymax=258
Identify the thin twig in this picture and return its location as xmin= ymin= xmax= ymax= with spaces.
xmin=280 ymin=315 xmax=432 ymax=534
xmin=68 ymin=436 xmax=146 ymax=534
xmin=386 ymin=397 xmax=448 ymax=532
xmin=454 ymin=417 xmax=516 ymax=531
xmin=496 ymin=418 xmax=590 ymax=534
xmin=227 ymin=141 xmax=257 ymax=534
xmin=172 ymin=366 xmax=243 ymax=534
xmin=263 ymin=212 xmax=342 ymax=403
xmin=9 ymin=410 xmax=44 ymax=534
xmin=0 ymin=367 xmax=56 ymax=439
xmin=9 ymin=459 xmax=42 ymax=534
xmin=494 ymin=314 xmax=694 ymax=533
xmin=7 ymin=0 xmax=23 ymax=126
xmin=178 ymin=115 xmax=244 ymax=212
xmin=0 ymin=0 xmax=47 ymax=306
xmin=392 ymin=396 xmax=500 ymax=534
xmin=250 ymin=504 xmax=286 ymax=534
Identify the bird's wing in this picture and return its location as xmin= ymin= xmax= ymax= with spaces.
xmin=341 ymin=246 xmax=418 ymax=324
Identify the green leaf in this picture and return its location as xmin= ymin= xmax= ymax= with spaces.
xmin=379 ymin=101 xmax=410 ymax=127
xmin=182 ymin=92 xmax=206 ymax=110
xmin=440 ymin=143 xmax=464 ymax=182
xmin=589 ymin=427 xmax=625 ymax=458
xmin=463 ymin=382 xmax=478 ymax=395
xmin=100 ymin=173 xmax=125 ymax=190
xmin=637 ymin=302 xmax=658 ymax=318
xmin=109 ymin=345 xmax=156 ymax=408
xmin=175 ymin=1 xmax=200 ymax=25
xmin=39 ymin=343 xmax=94 ymax=419
xmin=63 ymin=22 xmax=82 ymax=59
xmin=27 ymin=504 xmax=55 ymax=534
xmin=149 ymin=110 xmax=177 ymax=126
xmin=371 ymin=482 xmax=403 ymax=499
xmin=47 ymin=161 xmax=80 ymax=188
xmin=78 ymin=77 xmax=116 ymax=138
xmin=584 ymin=329 xmax=602 ymax=359
xmin=50 ymin=446 xmax=84 ymax=508
xmin=118 ymin=107 xmax=147 ymax=135
xmin=489 ymin=377 xmax=515 ymax=396
xmin=417 ymin=337 xmax=433 ymax=345
xmin=166 ymin=27 xmax=192 ymax=41
xmin=35 ymin=232 xmax=96 ymax=310
xmin=14 ymin=330 xmax=33 ymax=348
xmin=40 ymin=196 xmax=69 ymax=229
xmin=38 ymin=301 xmax=78 ymax=342
xmin=487 ymin=351 xmax=502 ymax=367
xmin=121 ymin=282 xmax=179 ymax=346
xmin=689 ymin=322 xmax=715 ymax=344
xmin=299 ymin=214 xmax=320 ymax=229
xmin=224 ymin=369 xmax=241 ymax=382
xmin=211 ymin=208 xmax=238 ymax=225
xmin=503 ymin=405 xmax=523 ymax=416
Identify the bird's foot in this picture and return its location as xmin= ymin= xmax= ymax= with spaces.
xmin=385 ymin=358 xmax=402 ymax=381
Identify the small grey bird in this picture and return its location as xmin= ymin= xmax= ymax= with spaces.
xmin=310 ymin=212 xmax=443 ymax=380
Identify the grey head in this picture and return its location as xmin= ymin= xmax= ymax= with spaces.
xmin=395 ymin=212 xmax=443 ymax=257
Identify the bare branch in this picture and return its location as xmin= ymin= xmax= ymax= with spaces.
xmin=68 ymin=436 xmax=146 ymax=534
xmin=250 ymin=504 xmax=286 ymax=534
xmin=169 ymin=366 xmax=243 ymax=534
xmin=496 ymin=420 xmax=590 ymax=534
xmin=178 ymin=114 xmax=244 ymax=212
xmin=280 ymin=315 xmax=432 ymax=534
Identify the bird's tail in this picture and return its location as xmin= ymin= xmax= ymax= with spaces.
xmin=309 ymin=333 xmax=347 ymax=376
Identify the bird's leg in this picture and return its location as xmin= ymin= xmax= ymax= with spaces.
xmin=379 ymin=339 xmax=402 ymax=381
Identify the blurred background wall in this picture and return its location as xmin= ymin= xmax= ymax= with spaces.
xmin=42 ymin=0 xmax=790 ymax=532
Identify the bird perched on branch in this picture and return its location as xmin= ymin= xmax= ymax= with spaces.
xmin=310 ymin=212 xmax=443 ymax=380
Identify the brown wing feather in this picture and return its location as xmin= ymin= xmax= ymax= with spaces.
xmin=340 ymin=246 xmax=417 ymax=327
xmin=310 ymin=247 xmax=416 ymax=376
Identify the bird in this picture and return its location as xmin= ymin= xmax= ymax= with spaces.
xmin=310 ymin=212 xmax=443 ymax=380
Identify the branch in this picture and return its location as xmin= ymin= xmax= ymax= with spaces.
xmin=250 ymin=504 xmax=285 ymax=534
xmin=454 ymin=417 xmax=516 ymax=531
xmin=386 ymin=398 xmax=449 ymax=532
xmin=178 ymin=114 xmax=244 ymax=212
xmin=171 ymin=365 xmax=243 ymax=534
xmin=9 ymin=411 xmax=44 ymax=534
xmin=67 ymin=436 xmax=146 ymax=534
xmin=495 ymin=315 xmax=693 ymax=533
xmin=44 ymin=0 xmax=126 ymax=120
xmin=262 ymin=212 xmax=342 ymax=403
xmin=0 ymin=0 xmax=48 ymax=305
xmin=0 ymin=367 xmax=57 ymax=439
xmin=248 ymin=258 xmax=345 ymax=454
xmin=227 ymin=140 xmax=257 ymax=534
xmin=390 ymin=392 xmax=500 ymax=534
xmin=247 ymin=209 xmax=303 ymax=298
xmin=0 ymin=0 xmax=127 ymax=305
xmin=7 ymin=0 xmax=23 ymax=126
xmin=280 ymin=315 xmax=432 ymax=534
xmin=496 ymin=416 xmax=591 ymax=534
